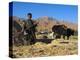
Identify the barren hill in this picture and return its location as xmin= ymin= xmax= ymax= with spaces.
xmin=11 ymin=16 xmax=78 ymax=32
xmin=36 ymin=16 xmax=78 ymax=32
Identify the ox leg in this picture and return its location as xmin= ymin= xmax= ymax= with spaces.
xmin=56 ymin=34 xmax=61 ymax=39
xmin=63 ymin=35 xmax=65 ymax=40
xmin=53 ymin=33 xmax=56 ymax=39
xmin=67 ymin=36 xmax=70 ymax=40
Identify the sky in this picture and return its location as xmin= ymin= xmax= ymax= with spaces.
xmin=9 ymin=1 xmax=78 ymax=23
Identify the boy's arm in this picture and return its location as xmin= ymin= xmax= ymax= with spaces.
xmin=33 ymin=20 xmax=39 ymax=26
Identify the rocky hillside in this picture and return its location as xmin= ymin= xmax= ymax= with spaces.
xmin=11 ymin=16 xmax=78 ymax=32
xmin=36 ymin=16 xmax=78 ymax=32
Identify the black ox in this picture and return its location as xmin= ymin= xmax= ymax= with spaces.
xmin=52 ymin=25 xmax=74 ymax=40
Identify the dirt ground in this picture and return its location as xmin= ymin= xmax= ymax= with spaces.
xmin=11 ymin=36 xmax=78 ymax=58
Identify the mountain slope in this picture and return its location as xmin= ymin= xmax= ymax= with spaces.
xmin=36 ymin=16 xmax=78 ymax=32
xmin=11 ymin=16 xmax=78 ymax=32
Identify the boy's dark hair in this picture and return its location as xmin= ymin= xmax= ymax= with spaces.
xmin=27 ymin=13 xmax=32 ymax=17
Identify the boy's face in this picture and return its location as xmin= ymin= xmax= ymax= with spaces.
xmin=27 ymin=15 xmax=32 ymax=19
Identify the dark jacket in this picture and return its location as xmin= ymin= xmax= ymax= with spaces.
xmin=24 ymin=19 xmax=37 ymax=33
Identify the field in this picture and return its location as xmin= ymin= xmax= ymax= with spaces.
xmin=11 ymin=36 xmax=78 ymax=58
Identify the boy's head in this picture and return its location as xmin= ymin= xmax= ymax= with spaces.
xmin=27 ymin=13 xmax=32 ymax=19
